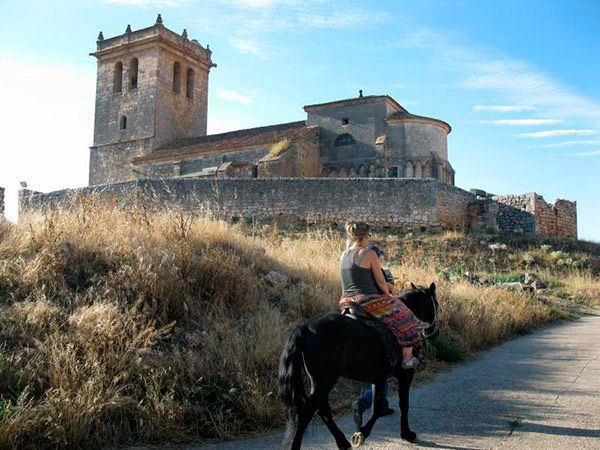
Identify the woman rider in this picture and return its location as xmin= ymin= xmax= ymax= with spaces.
xmin=339 ymin=221 xmax=420 ymax=369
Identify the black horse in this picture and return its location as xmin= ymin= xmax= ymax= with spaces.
xmin=278 ymin=283 xmax=439 ymax=449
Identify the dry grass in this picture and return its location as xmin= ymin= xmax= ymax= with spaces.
xmin=0 ymin=204 xmax=598 ymax=449
xmin=265 ymin=139 xmax=292 ymax=159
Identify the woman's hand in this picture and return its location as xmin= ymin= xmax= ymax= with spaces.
xmin=367 ymin=251 xmax=391 ymax=295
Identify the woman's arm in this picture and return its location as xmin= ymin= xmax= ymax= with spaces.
xmin=368 ymin=252 xmax=390 ymax=295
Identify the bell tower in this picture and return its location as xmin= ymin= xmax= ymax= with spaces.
xmin=89 ymin=15 xmax=215 ymax=185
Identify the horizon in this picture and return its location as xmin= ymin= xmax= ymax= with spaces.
xmin=0 ymin=1 xmax=598 ymax=240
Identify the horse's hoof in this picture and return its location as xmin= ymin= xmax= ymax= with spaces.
xmin=351 ymin=431 xmax=365 ymax=447
xmin=338 ymin=439 xmax=352 ymax=450
xmin=401 ymin=430 xmax=417 ymax=442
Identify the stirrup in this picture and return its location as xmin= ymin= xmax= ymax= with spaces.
xmin=402 ymin=356 xmax=419 ymax=369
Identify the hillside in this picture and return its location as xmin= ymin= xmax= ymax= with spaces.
xmin=0 ymin=204 xmax=598 ymax=449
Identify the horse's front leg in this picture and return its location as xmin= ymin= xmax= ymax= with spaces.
xmin=398 ymin=369 xmax=417 ymax=442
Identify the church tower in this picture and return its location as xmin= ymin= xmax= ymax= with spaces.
xmin=89 ymin=15 xmax=215 ymax=185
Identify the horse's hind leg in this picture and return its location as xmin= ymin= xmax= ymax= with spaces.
xmin=315 ymin=379 xmax=351 ymax=449
xmin=289 ymin=400 xmax=317 ymax=450
xmin=318 ymin=402 xmax=351 ymax=449
xmin=351 ymin=382 xmax=385 ymax=447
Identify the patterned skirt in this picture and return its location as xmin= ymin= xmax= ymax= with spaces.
xmin=340 ymin=293 xmax=420 ymax=347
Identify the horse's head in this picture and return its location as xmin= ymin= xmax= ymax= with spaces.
xmin=408 ymin=282 xmax=439 ymax=340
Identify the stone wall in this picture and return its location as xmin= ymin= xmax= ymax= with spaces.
xmin=18 ymin=180 xmax=577 ymax=239
xmin=492 ymin=193 xmax=537 ymax=236
xmin=0 ymin=186 xmax=4 ymax=218
xmin=534 ymin=195 xmax=577 ymax=239
xmin=19 ymin=178 xmax=476 ymax=230
xmin=436 ymin=182 xmax=477 ymax=228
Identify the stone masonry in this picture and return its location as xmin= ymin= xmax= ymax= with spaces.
xmin=20 ymin=178 xmax=472 ymax=230
xmin=469 ymin=191 xmax=577 ymax=239
xmin=14 ymin=17 xmax=578 ymax=240
xmin=0 ymin=187 xmax=4 ymax=218
xmin=19 ymin=180 xmax=578 ymax=239
xmin=89 ymin=15 xmax=215 ymax=185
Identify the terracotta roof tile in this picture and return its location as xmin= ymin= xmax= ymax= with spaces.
xmin=133 ymin=121 xmax=315 ymax=164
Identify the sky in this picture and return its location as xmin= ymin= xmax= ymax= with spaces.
xmin=0 ymin=0 xmax=598 ymax=240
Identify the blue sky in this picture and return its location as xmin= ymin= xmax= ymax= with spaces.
xmin=0 ymin=0 xmax=598 ymax=240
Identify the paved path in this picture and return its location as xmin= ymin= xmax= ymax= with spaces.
xmin=198 ymin=316 xmax=600 ymax=449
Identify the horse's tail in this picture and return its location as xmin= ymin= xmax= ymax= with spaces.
xmin=278 ymin=324 xmax=307 ymax=447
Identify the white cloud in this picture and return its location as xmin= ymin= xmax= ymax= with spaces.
xmin=298 ymin=10 xmax=388 ymax=29
xmin=104 ymin=0 xmax=187 ymax=6
xmin=230 ymin=38 xmax=267 ymax=56
xmin=539 ymin=140 xmax=600 ymax=148
xmin=518 ymin=129 xmax=598 ymax=138
xmin=232 ymin=0 xmax=282 ymax=7
xmin=396 ymin=25 xmax=600 ymax=126
xmin=481 ymin=119 xmax=563 ymax=126
xmin=0 ymin=54 xmax=94 ymax=222
xmin=473 ymin=105 xmax=536 ymax=112
xmin=208 ymin=1 xmax=389 ymax=57
xmin=570 ymin=150 xmax=600 ymax=157
xmin=217 ymin=88 xmax=252 ymax=105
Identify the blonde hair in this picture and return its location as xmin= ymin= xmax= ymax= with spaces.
xmin=345 ymin=221 xmax=371 ymax=246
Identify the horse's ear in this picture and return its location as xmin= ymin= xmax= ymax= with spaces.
xmin=410 ymin=282 xmax=417 ymax=290
xmin=429 ymin=282 xmax=436 ymax=293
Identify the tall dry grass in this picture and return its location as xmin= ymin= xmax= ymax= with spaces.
xmin=0 ymin=203 xmax=598 ymax=448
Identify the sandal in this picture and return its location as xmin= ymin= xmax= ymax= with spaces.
xmin=402 ymin=356 xmax=420 ymax=369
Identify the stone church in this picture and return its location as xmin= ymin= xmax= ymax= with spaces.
xmin=90 ymin=16 xmax=455 ymax=186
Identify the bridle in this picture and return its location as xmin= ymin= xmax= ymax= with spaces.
xmin=418 ymin=293 xmax=439 ymax=340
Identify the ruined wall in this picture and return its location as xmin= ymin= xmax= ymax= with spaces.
xmin=0 ymin=187 xmax=4 ymax=217
xmin=19 ymin=179 xmax=475 ymax=230
xmin=436 ymin=182 xmax=476 ymax=228
xmin=492 ymin=193 xmax=537 ymax=236
xmin=534 ymin=195 xmax=577 ymax=239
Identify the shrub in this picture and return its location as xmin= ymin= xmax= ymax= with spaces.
xmin=0 ymin=205 xmax=597 ymax=448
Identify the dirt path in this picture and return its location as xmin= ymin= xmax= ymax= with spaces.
xmin=195 ymin=315 xmax=600 ymax=449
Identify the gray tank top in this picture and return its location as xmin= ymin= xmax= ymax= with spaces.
xmin=340 ymin=248 xmax=380 ymax=297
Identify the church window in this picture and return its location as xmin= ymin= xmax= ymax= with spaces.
xmin=113 ymin=62 xmax=123 ymax=92
xmin=186 ymin=68 xmax=194 ymax=98
xmin=341 ymin=117 xmax=349 ymax=125
xmin=334 ymin=133 xmax=355 ymax=146
xmin=388 ymin=167 xmax=399 ymax=178
xmin=173 ymin=62 xmax=181 ymax=94
xmin=129 ymin=58 xmax=138 ymax=89
xmin=119 ymin=115 xmax=127 ymax=130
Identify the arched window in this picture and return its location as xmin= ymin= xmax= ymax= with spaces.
xmin=172 ymin=62 xmax=181 ymax=94
xmin=129 ymin=58 xmax=138 ymax=89
xmin=405 ymin=161 xmax=414 ymax=178
xmin=367 ymin=164 xmax=376 ymax=177
xmin=186 ymin=68 xmax=194 ymax=98
xmin=334 ymin=133 xmax=355 ymax=146
xmin=113 ymin=62 xmax=123 ymax=93
xmin=414 ymin=161 xmax=422 ymax=178
xmin=119 ymin=115 xmax=127 ymax=130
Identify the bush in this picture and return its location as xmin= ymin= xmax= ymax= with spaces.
xmin=0 ymin=205 xmax=598 ymax=448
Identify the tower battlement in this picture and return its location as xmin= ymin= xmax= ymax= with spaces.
xmin=92 ymin=15 xmax=214 ymax=68
xmin=89 ymin=15 xmax=215 ymax=185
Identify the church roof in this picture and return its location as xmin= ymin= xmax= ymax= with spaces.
xmin=386 ymin=111 xmax=452 ymax=134
xmin=303 ymin=95 xmax=407 ymax=113
xmin=133 ymin=121 xmax=315 ymax=164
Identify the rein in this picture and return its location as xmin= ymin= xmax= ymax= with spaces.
xmin=417 ymin=293 xmax=438 ymax=339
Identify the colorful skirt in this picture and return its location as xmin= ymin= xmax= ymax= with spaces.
xmin=340 ymin=293 xmax=420 ymax=347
